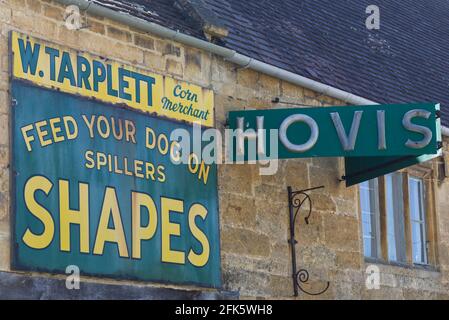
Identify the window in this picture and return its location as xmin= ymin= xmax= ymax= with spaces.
xmin=360 ymin=179 xmax=380 ymax=258
xmin=385 ymin=173 xmax=406 ymax=263
xmin=358 ymin=170 xmax=434 ymax=267
xmin=408 ymin=177 xmax=428 ymax=265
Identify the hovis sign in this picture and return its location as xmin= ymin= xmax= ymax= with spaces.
xmin=228 ymin=103 xmax=441 ymax=160
xmin=10 ymin=34 xmax=220 ymax=287
xmin=11 ymin=31 xmax=214 ymax=127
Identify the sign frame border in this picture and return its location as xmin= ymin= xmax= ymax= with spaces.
xmin=8 ymin=31 xmax=223 ymax=289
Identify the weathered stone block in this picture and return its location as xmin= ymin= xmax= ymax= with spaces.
xmin=333 ymin=196 xmax=358 ymax=217
xmin=134 ymin=34 xmax=155 ymax=50
xmin=219 ymin=193 xmax=257 ymax=229
xmin=361 ymin=287 xmax=404 ymax=300
xmin=298 ymin=245 xmax=336 ymax=268
xmin=294 ymin=210 xmax=323 ymax=246
xmin=12 ymin=11 xmax=58 ymax=38
xmin=211 ymin=58 xmax=237 ymax=84
xmin=42 ymin=4 xmax=62 ymax=21
xmin=0 ymin=114 xmax=9 ymax=146
xmin=255 ymin=198 xmax=288 ymax=241
xmin=323 ymin=214 xmax=360 ymax=251
xmin=222 ymin=267 xmax=270 ymax=297
xmin=269 ymin=275 xmax=292 ymax=297
xmin=0 ymin=234 xmax=10 ymax=271
xmin=311 ymin=194 xmax=336 ymax=212
xmin=258 ymin=74 xmax=281 ymax=97
xmin=0 ymin=90 xmax=8 ymax=114
xmin=87 ymin=19 xmax=106 ymax=35
xmin=270 ymin=242 xmax=290 ymax=263
xmin=308 ymin=165 xmax=342 ymax=197
xmin=218 ymin=164 xmax=255 ymax=196
xmin=221 ymin=226 xmax=271 ymax=258
xmin=107 ymin=26 xmax=132 ymax=43
xmin=236 ymin=68 xmax=259 ymax=89
xmin=284 ymin=160 xmax=309 ymax=190
xmin=6 ymin=0 xmax=26 ymax=11
xmin=222 ymin=253 xmax=288 ymax=276
xmin=26 ymin=0 xmax=42 ymax=13
xmin=335 ymin=251 xmax=362 ymax=270
xmin=333 ymin=281 xmax=363 ymax=300
xmin=166 ymin=58 xmax=183 ymax=76
xmin=0 ymin=6 xmax=12 ymax=23
xmin=157 ymin=41 xmax=182 ymax=58
xmin=143 ymin=51 xmax=166 ymax=73
xmin=281 ymin=81 xmax=304 ymax=99
xmin=403 ymin=289 xmax=441 ymax=300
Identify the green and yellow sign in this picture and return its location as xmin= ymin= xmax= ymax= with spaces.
xmin=11 ymin=32 xmax=220 ymax=287
xmin=11 ymin=31 xmax=214 ymax=127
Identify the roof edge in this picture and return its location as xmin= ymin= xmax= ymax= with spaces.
xmin=53 ymin=0 xmax=449 ymax=137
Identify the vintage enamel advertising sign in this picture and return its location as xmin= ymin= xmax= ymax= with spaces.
xmin=10 ymin=32 xmax=220 ymax=287
xmin=11 ymin=31 xmax=214 ymax=127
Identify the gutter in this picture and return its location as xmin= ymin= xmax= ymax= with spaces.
xmin=55 ymin=0 xmax=449 ymax=137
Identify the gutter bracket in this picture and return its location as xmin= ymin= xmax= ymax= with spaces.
xmin=232 ymin=57 xmax=253 ymax=71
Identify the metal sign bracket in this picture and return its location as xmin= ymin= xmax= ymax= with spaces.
xmin=287 ymin=186 xmax=330 ymax=297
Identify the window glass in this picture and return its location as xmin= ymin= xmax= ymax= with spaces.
xmin=386 ymin=173 xmax=406 ymax=263
xmin=360 ymin=179 xmax=380 ymax=258
xmin=409 ymin=177 xmax=427 ymax=264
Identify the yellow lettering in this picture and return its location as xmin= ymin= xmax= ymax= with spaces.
xmin=96 ymin=152 xmax=107 ymax=170
xmin=125 ymin=120 xmax=136 ymax=144
xmin=170 ymin=141 xmax=181 ymax=162
xmin=161 ymin=197 xmax=185 ymax=264
xmin=134 ymin=160 xmax=144 ymax=178
xmin=158 ymin=133 xmax=169 ymax=155
xmin=84 ymin=150 xmax=95 ymax=169
xmin=157 ymin=165 xmax=166 ymax=183
xmin=198 ymin=161 xmax=210 ymax=185
xmin=21 ymin=124 xmax=35 ymax=152
xmin=63 ymin=116 xmax=78 ymax=140
xmin=93 ymin=187 xmax=129 ymax=257
xmin=145 ymin=162 xmax=155 ymax=180
xmin=131 ymin=192 xmax=158 ymax=259
xmin=82 ymin=115 xmax=96 ymax=138
xmin=188 ymin=153 xmax=199 ymax=174
xmin=22 ymin=176 xmax=54 ymax=249
xmin=145 ymin=127 xmax=156 ymax=149
xmin=59 ymin=180 xmax=90 ymax=253
xmin=35 ymin=120 xmax=51 ymax=147
xmin=187 ymin=204 xmax=210 ymax=267
xmin=97 ymin=115 xmax=110 ymax=139
xmin=49 ymin=118 xmax=64 ymax=143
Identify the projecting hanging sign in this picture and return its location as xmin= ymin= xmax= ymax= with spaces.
xmin=228 ymin=103 xmax=440 ymax=158
xmin=10 ymin=32 xmax=220 ymax=288
xmin=228 ymin=103 xmax=441 ymax=185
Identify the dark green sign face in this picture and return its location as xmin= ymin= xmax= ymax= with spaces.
xmin=11 ymin=81 xmax=221 ymax=288
xmin=344 ymin=153 xmax=440 ymax=187
xmin=228 ymin=103 xmax=441 ymax=160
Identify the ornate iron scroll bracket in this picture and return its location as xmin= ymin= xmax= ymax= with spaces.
xmin=287 ymin=186 xmax=330 ymax=297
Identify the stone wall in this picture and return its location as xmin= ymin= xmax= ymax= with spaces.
xmin=0 ymin=0 xmax=448 ymax=299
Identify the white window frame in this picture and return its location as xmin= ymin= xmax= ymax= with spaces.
xmin=385 ymin=172 xmax=407 ymax=263
xmin=359 ymin=179 xmax=381 ymax=259
xmin=408 ymin=176 xmax=428 ymax=265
